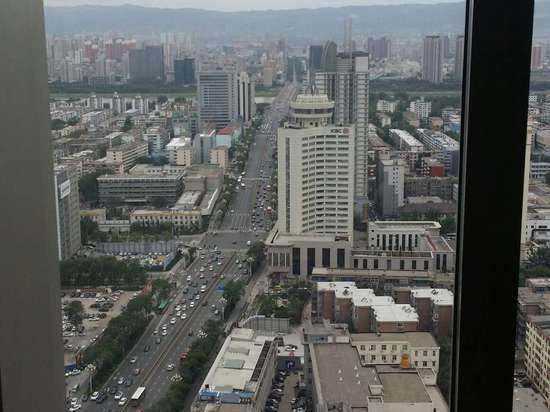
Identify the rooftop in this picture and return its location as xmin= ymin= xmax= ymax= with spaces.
xmin=312 ymin=344 xmax=380 ymax=407
xmin=217 ymin=126 xmax=234 ymax=135
xmin=377 ymin=369 xmax=432 ymax=404
xmin=370 ymin=221 xmax=441 ymax=231
xmin=512 ymin=387 xmax=549 ymax=412
xmin=351 ymin=332 xmax=438 ymax=348
xmin=199 ymin=328 xmax=274 ymax=398
xmin=175 ymin=191 xmax=202 ymax=209
xmin=166 ymin=137 xmax=191 ymax=149
xmin=371 ymin=304 xmax=418 ymax=323
xmin=389 ymin=129 xmax=424 ymax=149
xmin=410 ymin=288 xmax=454 ymax=305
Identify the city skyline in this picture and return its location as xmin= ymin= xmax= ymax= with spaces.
xmin=44 ymin=0 xmax=462 ymax=11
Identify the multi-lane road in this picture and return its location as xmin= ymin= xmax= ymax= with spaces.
xmin=77 ymin=83 xmax=296 ymax=412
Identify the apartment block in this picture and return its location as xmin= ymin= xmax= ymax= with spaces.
xmin=209 ymin=146 xmax=229 ymax=171
xmin=106 ymin=141 xmax=148 ymax=172
xmin=54 ymin=164 xmax=81 ymax=260
xmin=377 ymin=157 xmax=405 ymax=218
xmin=409 ymin=98 xmax=432 ymax=120
xmin=525 ymin=315 xmax=550 ymax=407
xmin=130 ymin=209 xmax=202 ymax=229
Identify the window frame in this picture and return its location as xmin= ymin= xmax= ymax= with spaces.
xmin=451 ymin=0 xmax=535 ymax=411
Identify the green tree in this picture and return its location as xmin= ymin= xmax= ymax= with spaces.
xmin=66 ymin=117 xmax=80 ymax=126
xmin=51 ymin=118 xmax=66 ymax=130
xmin=223 ymin=279 xmax=246 ymax=315
xmin=152 ymin=278 xmax=172 ymax=301
xmin=246 ymin=241 xmax=266 ymax=272
xmin=64 ymin=300 xmax=85 ymax=328
xmin=120 ymin=116 xmax=133 ymax=132
xmin=78 ymin=171 xmax=105 ymax=203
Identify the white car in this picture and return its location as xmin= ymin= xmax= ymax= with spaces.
xmin=130 ymin=356 xmax=137 ymax=364
xmin=186 ymin=275 xmax=191 ymax=281
xmin=166 ymin=364 xmax=175 ymax=371
xmin=68 ymin=405 xmax=81 ymax=412
xmin=114 ymin=391 xmax=123 ymax=400
xmin=189 ymin=301 xmax=195 ymax=308
xmin=118 ymin=397 xmax=127 ymax=406
xmin=181 ymin=304 xmax=187 ymax=311
xmin=176 ymin=311 xmax=181 ymax=317
xmin=162 ymin=329 xmax=168 ymax=336
xmin=181 ymin=313 xmax=187 ymax=320
xmin=90 ymin=392 xmax=99 ymax=401
xmin=170 ymin=317 xmax=177 ymax=325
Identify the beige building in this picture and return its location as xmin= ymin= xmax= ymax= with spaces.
xmin=130 ymin=209 xmax=202 ymax=229
xmin=209 ymin=145 xmax=229 ymax=171
xmin=525 ymin=315 xmax=550 ymax=406
xmin=176 ymin=146 xmax=194 ymax=167
xmin=351 ymin=332 xmax=440 ymax=373
xmin=277 ymin=94 xmax=355 ymax=239
xmin=106 ymin=141 xmax=148 ymax=172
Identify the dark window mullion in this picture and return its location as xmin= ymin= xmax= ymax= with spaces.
xmin=452 ymin=0 xmax=535 ymax=411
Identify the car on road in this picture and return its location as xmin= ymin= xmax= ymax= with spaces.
xmin=117 ymin=376 xmax=125 ymax=385
xmin=124 ymin=378 xmax=133 ymax=387
xmin=68 ymin=404 xmax=81 ymax=411
xmin=181 ymin=313 xmax=187 ymax=320
xmin=114 ymin=391 xmax=124 ymax=400
xmin=133 ymin=368 xmax=141 ymax=376
xmin=90 ymin=392 xmax=99 ymax=401
xmin=130 ymin=356 xmax=137 ymax=364
xmin=161 ymin=330 xmax=167 ymax=337
xmin=108 ymin=386 xmax=118 ymax=395
xmin=189 ymin=301 xmax=195 ymax=308
xmin=153 ymin=329 xmax=158 ymax=335
xmin=118 ymin=396 xmax=128 ymax=406
xmin=166 ymin=364 xmax=175 ymax=371
xmin=170 ymin=317 xmax=177 ymax=324
xmin=143 ymin=345 xmax=150 ymax=352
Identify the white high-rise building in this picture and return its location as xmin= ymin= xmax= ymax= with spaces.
xmin=315 ymin=51 xmax=369 ymax=214
xmin=198 ymin=65 xmax=238 ymax=130
xmin=423 ymin=35 xmax=444 ymax=84
xmin=238 ymin=71 xmax=256 ymax=123
xmin=409 ymin=97 xmax=432 ymax=120
xmin=277 ymin=94 xmax=355 ymax=240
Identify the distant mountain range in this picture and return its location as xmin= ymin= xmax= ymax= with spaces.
xmin=43 ymin=2 xmax=550 ymax=39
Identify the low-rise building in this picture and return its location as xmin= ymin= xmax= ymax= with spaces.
xmin=410 ymin=288 xmax=453 ymax=337
xmin=143 ymin=126 xmax=170 ymax=156
xmin=376 ymin=99 xmax=398 ymax=113
xmin=308 ymin=342 xmax=448 ymax=412
xmin=195 ymin=328 xmax=277 ymax=412
xmin=97 ymin=173 xmax=184 ymax=205
xmin=165 ymin=137 xmax=192 ymax=165
xmin=351 ymin=332 xmax=440 ymax=373
xmin=377 ymin=112 xmax=392 ymax=127
xmin=130 ymin=209 xmax=202 ymax=229
xmin=409 ymin=97 xmax=432 ymax=120
xmin=389 ymin=129 xmax=424 ymax=152
xmin=209 ymin=146 xmax=229 ymax=171
xmin=106 ymin=141 xmax=148 ymax=172
xmin=405 ymin=176 xmax=457 ymax=200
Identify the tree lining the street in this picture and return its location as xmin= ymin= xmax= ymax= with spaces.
xmin=148 ymin=320 xmax=224 ymax=412
xmin=81 ymin=294 xmax=153 ymax=389
xmin=60 ymin=256 xmax=147 ymax=288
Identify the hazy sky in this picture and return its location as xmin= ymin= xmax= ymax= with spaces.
xmin=43 ymin=0 xmax=460 ymax=11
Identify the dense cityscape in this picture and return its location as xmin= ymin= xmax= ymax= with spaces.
xmin=34 ymin=2 xmax=550 ymax=412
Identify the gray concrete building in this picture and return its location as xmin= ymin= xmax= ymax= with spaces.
xmin=198 ymin=65 xmax=238 ymax=130
xmin=54 ymin=164 xmax=81 ymax=260
xmin=377 ymin=157 xmax=405 ymax=218
xmin=423 ymin=35 xmax=444 ymax=84
xmin=129 ymin=46 xmax=164 ymax=82
xmin=315 ymin=51 xmax=370 ymax=212
xmin=97 ymin=173 xmax=184 ymax=205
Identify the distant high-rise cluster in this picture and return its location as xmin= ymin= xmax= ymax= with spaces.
xmin=129 ymin=46 xmax=165 ymax=82
xmin=367 ymin=37 xmax=392 ymax=60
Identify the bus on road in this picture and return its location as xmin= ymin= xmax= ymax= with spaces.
xmin=130 ymin=386 xmax=146 ymax=407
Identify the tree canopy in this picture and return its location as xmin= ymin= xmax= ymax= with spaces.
xmin=60 ymin=256 xmax=147 ymax=288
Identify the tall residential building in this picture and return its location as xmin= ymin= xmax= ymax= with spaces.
xmin=308 ymin=45 xmax=323 ymax=71
xmin=423 ymin=35 xmax=444 ymax=84
xmin=320 ymin=40 xmax=337 ymax=72
xmin=174 ymin=57 xmax=195 ymax=85
xmin=454 ymin=35 xmax=465 ymax=81
xmin=377 ymin=157 xmax=405 ymax=217
xmin=54 ymin=164 xmax=81 ymax=260
xmin=344 ymin=17 xmax=353 ymax=54
xmin=198 ymin=66 xmax=238 ymax=130
xmin=532 ymin=45 xmax=544 ymax=70
xmin=277 ymin=94 xmax=355 ymax=239
xmin=525 ymin=315 xmax=550 ymax=406
xmin=315 ymin=51 xmax=370 ymax=211
xmin=367 ymin=37 xmax=392 ymax=60
xmin=237 ymin=71 xmax=256 ymax=123
xmin=129 ymin=46 xmax=164 ymax=82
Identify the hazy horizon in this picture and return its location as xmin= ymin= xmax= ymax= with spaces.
xmin=43 ymin=0 xmax=462 ymax=12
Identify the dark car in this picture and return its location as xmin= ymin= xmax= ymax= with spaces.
xmin=108 ymin=386 xmax=117 ymax=395
xmin=124 ymin=378 xmax=133 ymax=387
xmin=143 ymin=345 xmax=151 ymax=352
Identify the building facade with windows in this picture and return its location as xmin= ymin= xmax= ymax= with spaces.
xmin=54 ymin=164 xmax=81 ymax=260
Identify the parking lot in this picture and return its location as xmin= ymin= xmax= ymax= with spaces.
xmin=62 ymin=290 xmax=135 ymax=365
